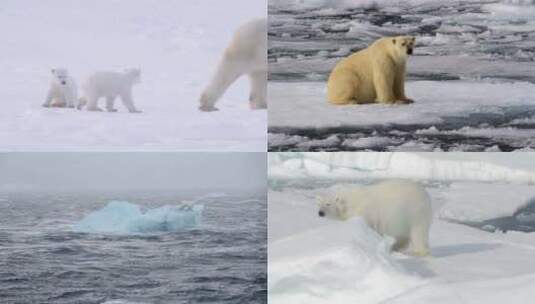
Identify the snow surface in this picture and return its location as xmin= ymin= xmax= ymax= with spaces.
xmin=269 ymin=80 xmax=535 ymax=129
xmin=73 ymin=201 xmax=203 ymax=234
xmin=268 ymin=152 xmax=535 ymax=184
xmin=269 ymin=154 xmax=535 ymax=303
xmin=0 ymin=0 xmax=266 ymax=151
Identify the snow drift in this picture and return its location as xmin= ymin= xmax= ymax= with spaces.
xmin=269 ymin=218 xmax=423 ymax=304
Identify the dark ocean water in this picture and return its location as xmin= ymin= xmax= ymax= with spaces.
xmin=0 ymin=191 xmax=267 ymax=304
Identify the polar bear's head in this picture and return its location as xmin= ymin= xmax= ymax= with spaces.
xmin=317 ymin=194 xmax=350 ymax=220
xmin=51 ymin=68 xmax=70 ymax=86
xmin=391 ymin=36 xmax=416 ymax=57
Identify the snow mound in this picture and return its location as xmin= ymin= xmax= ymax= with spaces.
xmin=73 ymin=201 xmax=203 ymax=234
xmin=269 ymin=218 xmax=422 ymax=304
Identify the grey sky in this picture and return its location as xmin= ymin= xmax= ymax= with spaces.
xmin=0 ymin=153 xmax=266 ymax=191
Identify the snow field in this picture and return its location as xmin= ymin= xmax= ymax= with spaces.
xmin=0 ymin=0 xmax=266 ymax=151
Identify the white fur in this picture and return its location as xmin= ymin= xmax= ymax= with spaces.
xmin=199 ymin=18 xmax=267 ymax=111
xmin=43 ymin=68 xmax=78 ymax=108
xmin=79 ymin=69 xmax=141 ymax=113
xmin=318 ymin=179 xmax=432 ymax=256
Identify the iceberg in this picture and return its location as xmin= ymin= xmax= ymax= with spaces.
xmin=73 ymin=201 xmax=203 ymax=234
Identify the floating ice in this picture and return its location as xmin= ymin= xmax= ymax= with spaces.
xmin=73 ymin=201 xmax=203 ymax=234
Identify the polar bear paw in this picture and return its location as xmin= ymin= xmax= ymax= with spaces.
xmin=87 ymin=107 xmax=103 ymax=112
xmin=396 ymin=98 xmax=414 ymax=105
xmin=199 ymin=105 xmax=219 ymax=112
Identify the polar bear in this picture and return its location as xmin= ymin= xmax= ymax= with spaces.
xmin=199 ymin=18 xmax=267 ymax=112
xmin=317 ymin=179 xmax=432 ymax=256
xmin=43 ymin=68 xmax=78 ymax=108
xmin=79 ymin=69 xmax=142 ymax=113
xmin=327 ymin=36 xmax=415 ymax=105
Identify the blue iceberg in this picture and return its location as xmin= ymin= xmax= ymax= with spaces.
xmin=73 ymin=201 xmax=203 ymax=234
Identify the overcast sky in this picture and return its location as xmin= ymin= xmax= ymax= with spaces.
xmin=0 ymin=153 xmax=266 ymax=191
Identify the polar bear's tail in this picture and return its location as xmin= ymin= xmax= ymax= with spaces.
xmin=77 ymin=97 xmax=87 ymax=110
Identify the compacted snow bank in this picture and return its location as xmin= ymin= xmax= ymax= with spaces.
xmin=268 ymin=152 xmax=535 ymax=184
xmin=269 ymin=219 xmax=423 ymax=304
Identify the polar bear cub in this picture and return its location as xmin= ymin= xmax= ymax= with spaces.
xmin=199 ymin=18 xmax=267 ymax=111
xmin=43 ymin=68 xmax=78 ymax=108
xmin=79 ymin=69 xmax=141 ymax=113
xmin=327 ymin=36 xmax=415 ymax=105
xmin=317 ymin=179 xmax=432 ymax=256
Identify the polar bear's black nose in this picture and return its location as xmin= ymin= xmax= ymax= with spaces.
xmin=61 ymin=81 xmax=66 ymax=85
xmin=407 ymin=48 xmax=413 ymax=55
xmin=318 ymin=211 xmax=325 ymax=217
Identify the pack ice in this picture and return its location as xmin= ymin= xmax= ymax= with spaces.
xmin=73 ymin=201 xmax=203 ymax=234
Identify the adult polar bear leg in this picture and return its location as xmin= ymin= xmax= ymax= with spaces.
xmin=394 ymin=67 xmax=414 ymax=104
xmin=199 ymin=18 xmax=267 ymax=112
xmin=249 ymin=71 xmax=267 ymax=109
xmin=199 ymin=55 xmax=246 ymax=111
xmin=373 ymin=72 xmax=396 ymax=104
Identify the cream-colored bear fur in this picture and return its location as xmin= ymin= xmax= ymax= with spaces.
xmin=317 ymin=179 xmax=432 ymax=256
xmin=327 ymin=36 xmax=415 ymax=105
